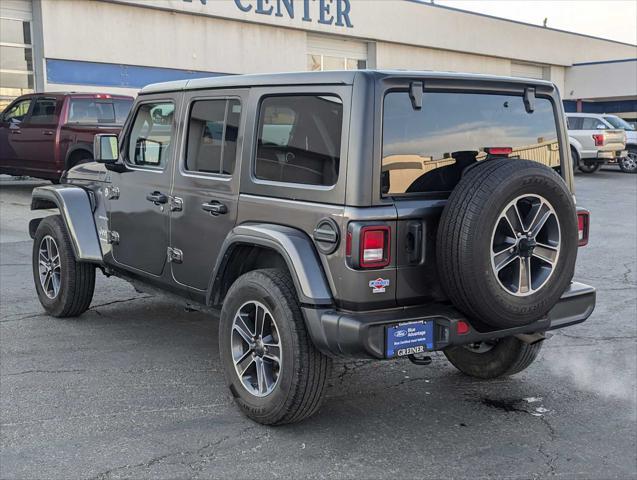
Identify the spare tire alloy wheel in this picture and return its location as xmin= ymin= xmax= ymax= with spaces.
xmin=491 ymin=194 xmax=560 ymax=296
xmin=437 ymin=159 xmax=578 ymax=329
xmin=231 ymin=301 xmax=282 ymax=397
xmin=38 ymin=235 xmax=61 ymax=299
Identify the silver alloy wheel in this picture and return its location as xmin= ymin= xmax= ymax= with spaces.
xmin=621 ymin=152 xmax=637 ymax=171
xmin=490 ymin=194 xmax=561 ymax=297
xmin=231 ymin=301 xmax=282 ymax=397
xmin=38 ymin=235 xmax=62 ymax=299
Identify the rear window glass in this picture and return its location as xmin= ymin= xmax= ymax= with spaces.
xmin=382 ymin=92 xmax=561 ymax=196
xmin=68 ymin=98 xmax=133 ymax=124
xmin=255 ymin=95 xmax=342 ymax=186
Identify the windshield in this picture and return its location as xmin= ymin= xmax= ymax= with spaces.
xmin=604 ymin=116 xmax=635 ymax=131
xmin=382 ymin=91 xmax=561 ymax=196
xmin=68 ymin=98 xmax=133 ymax=124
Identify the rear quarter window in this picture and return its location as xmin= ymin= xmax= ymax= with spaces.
xmin=68 ymin=98 xmax=133 ymax=124
xmin=382 ymin=91 xmax=561 ymax=196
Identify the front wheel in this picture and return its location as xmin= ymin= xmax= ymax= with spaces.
xmin=219 ymin=269 xmax=332 ymax=425
xmin=578 ymin=161 xmax=602 ymax=173
xmin=32 ymin=215 xmax=96 ymax=317
xmin=619 ymin=150 xmax=637 ymax=173
xmin=444 ymin=337 xmax=542 ymax=379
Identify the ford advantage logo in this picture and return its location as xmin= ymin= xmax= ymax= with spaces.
xmin=369 ymin=278 xmax=390 ymax=294
xmin=395 ymin=329 xmax=407 ymax=338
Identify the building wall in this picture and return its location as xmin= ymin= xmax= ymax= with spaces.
xmin=564 ymin=60 xmax=637 ymax=100
xmin=112 ymin=0 xmax=637 ymax=66
xmin=40 ymin=0 xmax=307 ymax=74
xmin=26 ymin=0 xmax=637 ymax=110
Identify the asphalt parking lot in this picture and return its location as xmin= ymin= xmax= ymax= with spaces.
xmin=1 ymin=170 xmax=636 ymax=480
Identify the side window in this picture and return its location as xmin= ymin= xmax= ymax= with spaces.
xmin=28 ymin=97 xmax=58 ymax=124
xmin=255 ymin=95 xmax=343 ymax=186
xmin=581 ymin=117 xmax=605 ymax=130
xmin=127 ymin=102 xmax=175 ymax=168
xmin=185 ymin=98 xmax=241 ymax=175
xmin=567 ymin=117 xmax=583 ymax=130
xmin=2 ymin=98 xmax=31 ymax=123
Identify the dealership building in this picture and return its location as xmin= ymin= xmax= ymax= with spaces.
xmin=1 ymin=0 xmax=636 ymax=118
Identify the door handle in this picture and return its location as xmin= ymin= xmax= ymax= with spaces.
xmin=42 ymin=130 xmax=54 ymax=136
xmin=201 ymin=201 xmax=228 ymax=216
xmin=146 ymin=191 xmax=168 ymax=205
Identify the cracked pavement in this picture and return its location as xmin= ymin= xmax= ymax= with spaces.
xmin=1 ymin=171 xmax=636 ymax=479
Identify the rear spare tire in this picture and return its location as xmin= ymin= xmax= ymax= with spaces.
xmin=437 ymin=158 xmax=578 ymax=329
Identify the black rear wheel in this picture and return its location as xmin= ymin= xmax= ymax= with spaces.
xmin=444 ymin=337 xmax=542 ymax=379
xmin=219 ymin=269 xmax=331 ymax=425
xmin=578 ymin=161 xmax=602 ymax=173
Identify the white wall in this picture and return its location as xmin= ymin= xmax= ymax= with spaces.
xmin=564 ymin=60 xmax=637 ymax=100
xmin=40 ymin=0 xmax=307 ymax=74
xmin=111 ymin=0 xmax=637 ymax=66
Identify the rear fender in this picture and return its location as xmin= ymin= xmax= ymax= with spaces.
xmin=207 ymin=223 xmax=333 ymax=307
xmin=30 ymin=185 xmax=103 ymax=263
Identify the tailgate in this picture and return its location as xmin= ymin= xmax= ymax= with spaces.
xmin=601 ymin=129 xmax=626 ymax=151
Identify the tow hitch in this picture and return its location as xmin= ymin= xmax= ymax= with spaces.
xmin=408 ymin=354 xmax=432 ymax=365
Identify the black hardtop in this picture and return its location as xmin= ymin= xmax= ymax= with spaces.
xmin=140 ymin=69 xmax=556 ymax=95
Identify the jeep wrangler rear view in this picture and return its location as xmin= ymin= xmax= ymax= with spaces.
xmin=29 ymin=71 xmax=595 ymax=425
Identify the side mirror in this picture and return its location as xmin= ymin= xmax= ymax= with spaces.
xmin=94 ymin=134 xmax=119 ymax=163
xmin=595 ymin=124 xmax=606 ymax=130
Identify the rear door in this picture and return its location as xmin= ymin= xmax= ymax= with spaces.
xmin=169 ymin=90 xmax=245 ymax=290
xmin=381 ymin=86 xmax=564 ymax=306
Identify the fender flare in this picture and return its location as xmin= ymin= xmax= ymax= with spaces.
xmin=207 ymin=223 xmax=333 ymax=307
xmin=65 ymin=143 xmax=93 ymax=168
xmin=30 ymin=185 xmax=103 ymax=263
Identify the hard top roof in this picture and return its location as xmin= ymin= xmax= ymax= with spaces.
xmin=140 ymin=69 xmax=555 ymax=95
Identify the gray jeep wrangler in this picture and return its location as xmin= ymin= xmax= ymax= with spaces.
xmin=30 ymin=71 xmax=595 ymax=425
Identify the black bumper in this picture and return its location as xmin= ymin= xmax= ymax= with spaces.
xmin=302 ymin=282 xmax=596 ymax=359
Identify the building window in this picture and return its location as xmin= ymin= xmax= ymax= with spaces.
xmin=307 ymin=54 xmax=366 ymax=71
xmin=0 ymin=17 xmax=34 ymax=109
xmin=306 ymin=34 xmax=368 ymax=72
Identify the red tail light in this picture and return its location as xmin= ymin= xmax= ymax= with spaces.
xmin=592 ymin=134 xmax=604 ymax=147
xmin=360 ymin=226 xmax=390 ymax=268
xmin=577 ymin=209 xmax=590 ymax=247
xmin=485 ymin=147 xmax=513 ymax=155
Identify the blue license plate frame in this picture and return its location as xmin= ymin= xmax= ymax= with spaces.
xmin=385 ymin=320 xmax=435 ymax=358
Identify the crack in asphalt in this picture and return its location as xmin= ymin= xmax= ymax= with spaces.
xmin=89 ymin=425 xmax=263 ymax=479
xmin=4 ymin=368 xmax=86 ymax=376
xmin=0 ymin=296 xmax=153 ymax=323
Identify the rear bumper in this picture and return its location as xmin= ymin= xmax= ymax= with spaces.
xmin=597 ymin=149 xmax=627 ymax=160
xmin=302 ymin=281 xmax=596 ymax=359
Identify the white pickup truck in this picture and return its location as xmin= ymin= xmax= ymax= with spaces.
xmin=567 ymin=113 xmax=629 ymax=174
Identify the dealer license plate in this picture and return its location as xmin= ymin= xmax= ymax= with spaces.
xmin=385 ymin=320 xmax=434 ymax=358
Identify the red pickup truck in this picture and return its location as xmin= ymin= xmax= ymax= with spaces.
xmin=0 ymin=93 xmax=133 ymax=182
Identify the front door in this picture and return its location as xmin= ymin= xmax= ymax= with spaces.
xmin=169 ymin=91 xmax=245 ymax=290
xmin=0 ymin=97 xmax=33 ymax=171
xmin=18 ymin=96 xmax=60 ymax=176
xmin=108 ymin=95 xmax=180 ymax=277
